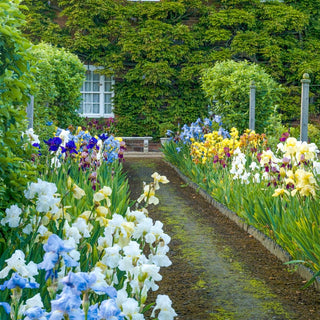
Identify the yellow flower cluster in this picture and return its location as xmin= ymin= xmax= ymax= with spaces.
xmin=278 ymin=137 xmax=318 ymax=164
xmin=190 ymin=128 xmax=266 ymax=165
xmin=273 ymin=168 xmax=317 ymax=198
xmin=190 ymin=128 xmax=239 ymax=164
xmin=239 ymin=129 xmax=267 ymax=152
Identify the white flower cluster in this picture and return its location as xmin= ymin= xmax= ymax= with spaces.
xmin=0 ymin=173 xmax=176 ymax=319
xmin=24 ymin=178 xmax=60 ymax=214
xmin=1 ymin=204 xmax=22 ymax=228
xmin=22 ymin=128 xmax=40 ymax=145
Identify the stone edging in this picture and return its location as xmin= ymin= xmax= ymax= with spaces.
xmin=166 ymin=161 xmax=320 ymax=291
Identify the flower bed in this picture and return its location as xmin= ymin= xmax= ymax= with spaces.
xmin=163 ymin=118 xmax=320 ymax=283
xmin=0 ymin=127 xmax=176 ymax=319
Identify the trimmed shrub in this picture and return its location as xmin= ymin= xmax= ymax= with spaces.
xmin=201 ymin=60 xmax=283 ymax=133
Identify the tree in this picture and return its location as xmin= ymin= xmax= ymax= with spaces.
xmin=201 ymin=60 xmax=282 ymax=132
xmin=31 ymin=42 xmax=85 ymax=135
xmin=0 ymin=0 xmax=37 ymax=211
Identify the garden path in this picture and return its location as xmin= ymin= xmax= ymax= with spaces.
xmin=123 ymin=157 xmax=320 ymax=320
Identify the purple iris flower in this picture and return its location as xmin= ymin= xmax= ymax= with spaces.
xmin=38 ymin=235 xmax=79 ymax=281
xmin=61 ymin=140 xmax=78 ymax=154
xmin=98 ymin=133 xmax=109 ymax=141
xmin=87 ymin=137 xmax=98 ymax=149
xmin=0 ymin=302 xmax=11 ymax=314
xmin=0 ymin=273 xmax=39 ymax=290
xmin=44 ymin=137 xmax=62 ymax=152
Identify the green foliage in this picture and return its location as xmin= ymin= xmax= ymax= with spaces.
xmin=200 ymin=0 xmax=320 ymax=122
xmin=22 ymin=0 xmax=212 ymax=139
xmin=31 ymin=42 xmax=86 ymax=140
xmin=21 ymin=0 xmax=320 ymax=131
xmin=201 ymin=60 xmax=282 ymax=133
xmin=289 ymin=123 xmax=320 ymax=146
xmin=0 ymin=0 xmax=37 ymax=211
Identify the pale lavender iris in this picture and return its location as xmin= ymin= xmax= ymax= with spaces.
xmin=62 ymin=272 xmax=117 ymax=298
xmin=38 ymin=234 xmax=79 ymax=280
xmin=50 ymin=286 xmax=84 ymax=320
xmin=98 ymin=299 xmax=124 ymax=320
xmin=24 ymin=306 xmax=48 ymax=320
xmin=0 ymin=273 xmax=39 ymax=290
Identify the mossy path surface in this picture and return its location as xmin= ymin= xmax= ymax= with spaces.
xmin=123 ymin=157 xmax=320 ymax=320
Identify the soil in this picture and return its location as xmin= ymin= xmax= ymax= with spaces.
xmin=123 ymin=156 xmax=320 ymax=320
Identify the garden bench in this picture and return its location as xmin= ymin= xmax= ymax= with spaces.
xmin=121 ymin=136 xmax=153 ymax=152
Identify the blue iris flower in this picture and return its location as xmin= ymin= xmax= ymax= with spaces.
xmin=38 ymin=235 xmax=79 ymax=281
xmin=24 ymin=306 xmax=48 ymax=320
xmin=50 ymin=286 xmax=84 ymax=320
xmin=166 ymin=129 xmax=174 ymax=137
xmin=87 ymin=304 xmax=99 ymax=320
xmin=87 ymin=137 xmax=98 ymax=149
xmin=214 ymin=115 xmax=222 ymax=124
xmin=46 ymin=121 xmax=53 ymax=126
xmin=218 ymin=127 xmax=230 ymax=139
xmin=62 ymin=272 xmax=96 ymax=293
xmin=44 ymin=137 xmax=63 ymax=152
xmin=98 ymin=133 xmax=109 ymax=141
xmin=0 ymin=302 xmax=11 ymax=314
xmin=62 ymin=272 xmax=118 ymax=298
xmin=98 ymin=299 xmax=124 ymax=320
xmin=0 ymin=273 xmax=39 ymax=290
xmin=61 ymin=140 xmax=78 ymax=154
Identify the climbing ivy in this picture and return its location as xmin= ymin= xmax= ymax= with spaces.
xmin=21 ymin=0 xmax=320 ymax=134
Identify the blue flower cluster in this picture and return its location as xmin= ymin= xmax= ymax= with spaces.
xmin=166 ymin=116 xmax=229 ymax=145
xmin=42 ymin=127 xmax=124 ymax=165
xmin=0 ymin=234 xmax=124 ymax=320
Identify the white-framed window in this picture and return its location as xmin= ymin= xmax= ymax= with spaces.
xmin=79 ymin=65 xmax=115 ymax=118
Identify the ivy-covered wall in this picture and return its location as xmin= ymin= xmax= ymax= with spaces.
xmin=21 ymin=0 xmax=320 ymax=136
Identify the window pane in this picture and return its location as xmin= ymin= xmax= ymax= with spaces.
xmin=104 ymin=94 xmax=111 ymax=104
xmin=93 ymin=94 xmax=99 ymax=103
xmin=84 ymin=93 xmax=92 ymax=103
xmin=92 ymin=82 xmax=100 ymax=92
xmin=85 ymin=82 xmax=91 ymax=91
xmin=86 ymin=71 xmax=91 ymax=81
xmin=93 ymin=73 xmax=100 ymax=81
xmin=93 ymin=104 xmax=100 ymax=113
xmin=84 ymin=104 xmax=92 ymax=114
xmin=104 ymin=81 xmax=111 ymax=92
xmin=104 ymin=104 xmax=112 ymax=114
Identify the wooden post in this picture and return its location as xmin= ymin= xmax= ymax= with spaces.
xmin=249 ymin=81 xmax=256 ymax=131
xmin=300 ymin=73 xmax=311 ymax=142
xmin=26 ymin=95 xmax=34 ymax=129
